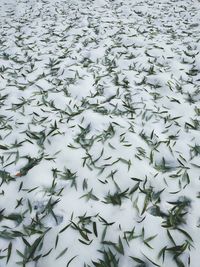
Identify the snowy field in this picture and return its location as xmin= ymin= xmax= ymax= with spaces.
xmin=0 ymin=0 xmax=200 ymax=266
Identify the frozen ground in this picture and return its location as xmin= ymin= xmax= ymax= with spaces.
xmin=0 ymin=0 xmax=200 ymax=266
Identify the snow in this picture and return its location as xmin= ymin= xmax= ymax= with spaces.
xmin=0 ymin=0 xmax=200 ymax=266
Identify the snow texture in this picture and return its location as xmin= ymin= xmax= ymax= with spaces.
xmin=0 ymin=0 xmax=200 ymax=266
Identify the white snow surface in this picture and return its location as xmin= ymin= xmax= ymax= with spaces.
xmin=0 ymin=0 xmax=200 ymax=266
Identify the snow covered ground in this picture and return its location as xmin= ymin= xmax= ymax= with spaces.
xmin=0 ymin=0 xmax=200 ymax=266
